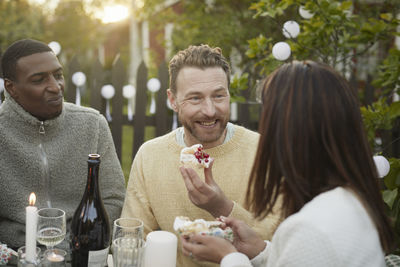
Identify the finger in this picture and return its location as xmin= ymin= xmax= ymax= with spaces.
xmin=180 ymin=235 xmax=187 ymax=246
xmin=186 ymin=168 xmax=212 ymax=194
xmin=220 ymin=216 xmax=240 ymax=228
xmin=217 ymin=220 xmax=227 ymax=229
xmin=180 ymin=167 xmax=196 ymax=193
xmin=181 ymin=236 xmax=192 ymax=257
xmin=190 ymin=234 xmax=234 ymax=255
xmin=204 ymin=159 xmax=215 ymax=185
xmin=182 ymin=236 xmax=204 ymax=258
xmin=189 ymin=233 xmax=214 ymax=244
xmin=223 ymin=217 xmax=250 ymax=237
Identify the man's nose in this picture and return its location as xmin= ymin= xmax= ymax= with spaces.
xmin=47 ymin=75 xmax=63 ymax=93
xmin=201 ymin=98 xmax=216 ymax=117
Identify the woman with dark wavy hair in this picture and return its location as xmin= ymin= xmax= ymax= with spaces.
xmin=181 ymin=60 xmax=394 ymax=267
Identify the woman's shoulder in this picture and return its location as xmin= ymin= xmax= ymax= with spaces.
xmin=286 ymin=187 xmax=370 ymax=229
xmin=273 ymin=187 xmax=384 ymax=266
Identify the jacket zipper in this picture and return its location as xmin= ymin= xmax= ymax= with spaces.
xmin=38 ymin=121 xmax=52 ymax=207
xmin=39 ymin=121 xmax=45 ymax=135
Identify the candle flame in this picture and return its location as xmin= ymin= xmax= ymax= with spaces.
xmin=28 ymin=192 xmax=36 ymax=206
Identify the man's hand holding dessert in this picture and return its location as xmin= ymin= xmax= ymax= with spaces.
xmin=179 ymin=145 xmax=234 ymax=217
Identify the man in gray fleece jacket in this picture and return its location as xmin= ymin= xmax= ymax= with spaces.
xmin=0 ymin=39 xmax=126 ymax=249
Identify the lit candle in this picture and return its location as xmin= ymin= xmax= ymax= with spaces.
xmin=25 ymin=192 xmax=37 ymax=263
xmin=47 ymin=253 xmax=64 ymax=262
xmin=144 ymin=231 xmax=177 ymax=267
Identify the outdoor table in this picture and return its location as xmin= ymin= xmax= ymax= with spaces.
xmin=4 ymin=254 xmax=114 ymax=267
xmin=4 ymin=247 xmax=113 ymax=267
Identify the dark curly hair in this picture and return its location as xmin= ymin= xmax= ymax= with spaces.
xmin=1 ymin=39 xmax=52 ymax=81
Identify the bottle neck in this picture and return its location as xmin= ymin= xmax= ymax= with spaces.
xmin=85 ymin=159 xmax=100 ymax=198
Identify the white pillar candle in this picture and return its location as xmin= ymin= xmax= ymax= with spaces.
xmin=145 ymin=231 xmax=177 ymax=267
xmin=25 ymin=193 xmax=37 ymax=263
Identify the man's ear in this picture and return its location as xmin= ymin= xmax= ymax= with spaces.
xmin=4 ymin=79 xmax=18 ymax=99
xmin=167 ymin=89 xmax=178 ymax=112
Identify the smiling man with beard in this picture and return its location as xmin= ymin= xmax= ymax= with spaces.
xmin=0 ymin=39 xmax=126 ymax=250
xmin=122 ymin=45 xmax=282 ymax=267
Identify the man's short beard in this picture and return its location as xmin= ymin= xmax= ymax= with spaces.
xmin=178 ymin=115 xmax=228 ymax=144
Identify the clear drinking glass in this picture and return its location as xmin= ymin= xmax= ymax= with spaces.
xmin=36 ymin=208 xmax=66 ymax=249
xmin=112 ymin=218 xmax=145 ymax=267
xmin=17 ymin=246 xmax=41 ymax=267
xmin=112 ymin=218 xmax=144 ymax=241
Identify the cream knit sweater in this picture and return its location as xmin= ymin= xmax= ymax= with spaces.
xmin=221 ymin=187 xmax=385 ymax=267
xmin=122 ymin=125 xmax=282 ymax=267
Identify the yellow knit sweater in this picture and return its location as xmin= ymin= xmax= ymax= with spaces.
xmin=121 ymin=125 xmax=281 ymax=267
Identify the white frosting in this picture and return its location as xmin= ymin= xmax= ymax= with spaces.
xmin=173 ymin=216 xmax=222 ymax=233
xmin=173 ymin=216 xmax=190 ymax=231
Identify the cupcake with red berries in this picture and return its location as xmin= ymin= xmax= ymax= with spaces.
xmin=180 ymin=144 xmax=212 ymax=168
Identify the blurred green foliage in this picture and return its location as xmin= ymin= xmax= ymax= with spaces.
xmin=140 ymin=0 xmax=275 ymax=63
xmin=45 ymin=1 xmax=105 ymax=61
xmin=0 ymin=0 xmax=111 ymax=80
xmin=139 ymin=0 xmax=286 ymax=100
xmin=0 ymin=0 xmax=104 ymax=58
xmin=0 ymin=0 xmax=46 ymax=53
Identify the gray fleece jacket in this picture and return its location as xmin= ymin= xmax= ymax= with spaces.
xmin=0 ymin=92 xmax=126 ymax=248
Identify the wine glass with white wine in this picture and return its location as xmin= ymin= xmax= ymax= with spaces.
xmin=36 ymin=208 xmax=66 ymax=259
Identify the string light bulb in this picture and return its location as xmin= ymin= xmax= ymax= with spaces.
xmin=373 ymin=155 xmax=390 ymax=178
xmin=272 ymin=42 xmax=291 ymax=61
xmin=299 ymin=6 xmax=314 ymax=19
xmin=282 ymin=21 xmax=300 ymax=38
xmin=48 ymin=41 xmax=61 ymax=55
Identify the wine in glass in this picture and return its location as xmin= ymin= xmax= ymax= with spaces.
xmin=36 ymin=208 xmax=66 ymax=249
